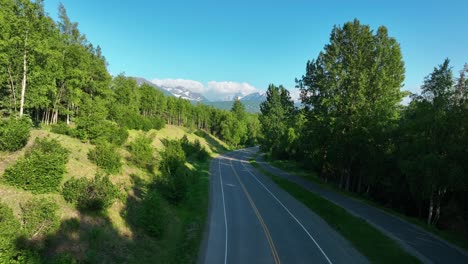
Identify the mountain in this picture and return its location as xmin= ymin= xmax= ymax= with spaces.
xmin=162 ymin=86 xmax=210 ymax=102
xmin=240 ymin=92 xmax=266 ymax=102
xmin=133 ymin=77 xmax=174 ymax=97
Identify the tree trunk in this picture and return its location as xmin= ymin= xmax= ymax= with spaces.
xmin=67 ymin=104 xmax=70 ymax=125
xmin=427 ymin=191 xmax=434 ymax=225
xmin=19 ymin=36 xmax=28 ymax=117
xmin=7 ymin=66 xmax=17 ymax=113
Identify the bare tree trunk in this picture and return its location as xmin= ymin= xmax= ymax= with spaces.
xmin=19 ymin=34 xmax=28 ymax=117
xmin=7 ymin=66 xmax=17 ymax=113
xmin=433 ymin=188 xmax=446 ymax=226
xmin=427 ymin=191 xmax=434 ymax=225
xmin=66 ymin=103 xmax=70 ymax=125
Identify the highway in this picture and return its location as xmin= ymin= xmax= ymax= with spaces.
xmin=199 ymin=148 xmax=368 ymax=264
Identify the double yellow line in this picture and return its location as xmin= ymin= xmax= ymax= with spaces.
xmin=229 ymin=158 xmax=281 ymax=264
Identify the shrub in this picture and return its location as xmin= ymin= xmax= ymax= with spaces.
xmin=76 ymin=119 xmax=128 ymax=146
xmin=140 ymin=189 xmax=167 ymax=237
xmin=88 ymin=142 xmax=122 ymax=174
xmin=158 ymin=140 xmax=190 ymax=204
xmin=128 ymin=135 xmax=154 ymax=169
xmin=0 ymin=202 xmax=41 ymax=263
xmin=21 ymin=197 xmax=60 ymax=239
xmin=62 ymin=174 xmax=119 ymax=212
xmin=50 ymin=122 xmax=71 ymax=135
xmin=0 ymin=117 xmax=31 ymax=151
xmin=180 ymin=136 xmax=210 ymax=161
xmin=3 ymin=138 xmax=69 ymax=193
xmin=0 ymin=202 xmax=21 ymax=260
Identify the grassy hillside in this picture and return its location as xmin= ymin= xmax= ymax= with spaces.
xmin=0 ymin=125 xmax=228 ymax=263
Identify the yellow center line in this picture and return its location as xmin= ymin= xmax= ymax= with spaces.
xmin=229 ymin=157 xmax=281 ymax=264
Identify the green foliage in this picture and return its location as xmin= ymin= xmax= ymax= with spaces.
xmin=180 ymin=135 xmax=210 ymax=161
xmin=158 ymin=139 xmax=190 ymax=204
xmin=0 ymin=202 xmax=21 ymax=261
xmin=140 ymin=189 xmax=167 ymax=237
xmin=0 ymin=117 xmax=32 ymax=151
xmin=62 ymin=174 xmax=119 ymax=211
xmin=88 ymin=142 xmax=122 ymax=174
xmin=259 ymin=84 xmax=296 ymax=158
xmin=128 ymin=135 xmax=154 ymax=169
xmin=50 ymin=122 xmax=72 ymax=135
xmin=0 ymin=202 xmax=41 ymax=264
xmin=3 ymin=138 xmax=69 ymax=193
xmin=21 ymin=197 xmax=60 ymax=239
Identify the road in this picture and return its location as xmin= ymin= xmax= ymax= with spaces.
xmin=253 ymin=147 xmax=468 ymax=264
xmin=199 ymin=148 xmax=368 ymax=264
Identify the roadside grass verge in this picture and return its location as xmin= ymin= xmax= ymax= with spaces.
xmin=167 ymin=158 xmax=210 ymax=263
xmin=264 ymin=157 xmax=468 ymax=252
xmin=249 ymin=160 xmax=420 ymax=264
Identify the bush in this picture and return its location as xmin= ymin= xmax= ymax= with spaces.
xmin=88 ymin=142 xmax=122 ymax=174
xmin=180 ymin=136 xmax=210 ymax=161
xmin=140 ymin=189 xmax=167 ymax=237
xmin=62 ymin=174 xmax=119 ymax=212
xmin=158 ymin=140 xmax=190 ymax=204
xmin=0 ymin=202 xmax=41 ymax=263
xmin=21 ymin=197 xmax=60 ymax=239
xmin=50 ymin=122 xmax=71 ymax=135
xmin=76 ymin=119 xmax=128 ymax=146
xmin=0 ymin=117 xmax=31 ymax=151
xmin=128 ymin=135 xmax=154 ymax=169
xmin=0 ymin=202 xmax=21 ymax=260
xmin=3 ymin=138 xmax=69 ymax=193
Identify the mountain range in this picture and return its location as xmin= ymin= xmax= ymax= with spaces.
xmin=133 ymin=77 xmax=267 ymax=112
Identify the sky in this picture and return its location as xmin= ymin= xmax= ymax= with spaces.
xmin=43 ymin=0 xmax=468 ymax=101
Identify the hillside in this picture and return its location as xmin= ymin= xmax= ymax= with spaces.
xmin=0 ymin=126 xmax=228 ymax=263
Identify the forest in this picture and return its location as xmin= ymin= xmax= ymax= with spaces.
xmin=0 ymin=0 xmax=260 ymax=148
xmin=259 ymin=19 xmax=468 ymax=235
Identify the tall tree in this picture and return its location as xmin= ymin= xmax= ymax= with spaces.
xmin=297 ymin=19 xmax=405 ymax=191
xmin=259 ymin=84 xmax=295 ymax=158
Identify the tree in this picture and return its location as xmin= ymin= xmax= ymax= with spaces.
xmin=297 ymin=19 xmax=405 ymax=191
xmin=259 ymin=84 xmax=295 ymax=158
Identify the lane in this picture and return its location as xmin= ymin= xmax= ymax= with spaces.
xmin=200 ymin=149 xmax=368 ymax=264
xmin=201 ymin=153 xmax=276 ymax=264
xmin=253 ymin=146 xmax=468 ymax=264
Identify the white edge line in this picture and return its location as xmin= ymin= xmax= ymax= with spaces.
xmin=241 ymin=161 xmax=333 ymax=264
xmin=219 ymin=156 xmax=228 ymax=264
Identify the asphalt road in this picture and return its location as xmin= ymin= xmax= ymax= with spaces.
xmin=199 ymin=148 xmax=368 ymax=264
xmin=253 ymin=147 xmax=468 ymax=264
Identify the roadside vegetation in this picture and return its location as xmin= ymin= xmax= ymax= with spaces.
xmin=258 ymin=19 xmax=468 ymax=246
xmin=250 ymin=160 xmax=420 ymax=264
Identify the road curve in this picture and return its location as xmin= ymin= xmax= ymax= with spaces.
xmin=199 ymin=148 xmax=368 ymax=264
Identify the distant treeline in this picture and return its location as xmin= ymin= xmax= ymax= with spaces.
xmin=0 ymin=0 xmax=260 ymax=148
xmin=260 ymin=19 xmax=468 ymax=233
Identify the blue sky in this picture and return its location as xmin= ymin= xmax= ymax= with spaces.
xmin=43 ymin=0 xmax=468 ymax=101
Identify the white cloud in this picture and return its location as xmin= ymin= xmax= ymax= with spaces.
xmin=207 ymin=81 xmax=258 ymax=96
xmin=151 ymin=78 xmax=259 ymax=101
xmin=151 ymin=78 xmax=206 ymax=93
xmin=288 ymin=88 xmax=301 ymax=102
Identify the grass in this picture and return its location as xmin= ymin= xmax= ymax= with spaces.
xmin=250 ymin=160 xmax=420 ymax=264
xmin=0 ymin=125 xmax=225 ymax=263
xmin=265 ymin=157 xmax=468 ymax=252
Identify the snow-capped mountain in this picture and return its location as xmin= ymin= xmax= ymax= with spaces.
xmin=161 ymin=86 xmax=209 ymax=102
xmin=133 ymin=77 xmax=174 ymax=97
xmin=240 ymin=92 xmax=266 ymax=102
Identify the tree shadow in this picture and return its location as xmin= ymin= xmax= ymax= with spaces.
xmin=194 ymin=129 xmax=228 ymax=154
xmin=11 ymin=173 xmax=167 ymax=263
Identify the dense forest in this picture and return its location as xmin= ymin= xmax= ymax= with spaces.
xmin=259 ymin=19 xmax=468 ymax=233
xmin=0 ymin=0 xmax=260 ymax=148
